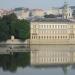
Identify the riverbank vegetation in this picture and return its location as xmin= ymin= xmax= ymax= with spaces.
xmin=0 ymin=13 xmax=30 ymax=42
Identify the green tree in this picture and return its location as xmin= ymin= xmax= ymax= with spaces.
xmin=0 ymin=13 xmax=30 ymax=41
xmin=14 ymin=19 xmax=30 ymax=40
xmin=0 ymin=19 xmax=9 ymax=41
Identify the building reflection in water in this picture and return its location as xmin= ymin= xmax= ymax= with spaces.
xmin=30 ymin=45 xmax=75 ymax=75
xmin=30 ymin=45 xmax=75 ymax=66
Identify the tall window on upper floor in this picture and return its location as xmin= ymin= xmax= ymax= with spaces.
xmin=55 ymin=25 xmax=57 ymax=28
xmin=33 ymin=29 xmax=36 ymax=33
xmin=50 ymin=25 xmax=51 ymax=28
xmin=52 ymin=25 xmax=54 ymax=28
xmin=42 ymin=25 xmax=43 ymax=28
xmin=33 ymin=25 xmax=36 ymax=28
xmin=58 ymin=25 xmax=59 ymax=28
xmin=69 ymin=13 xmax=70 ymax=16
xmin=47 ymin=25 xmax=48 ymax=28
xmin=52 ymin=31 xmax=54 ymax=34
xmin=44 ymin=25 xmax=46 ymax=28
xmin=60 ymin=25 xmax=62 ymax=29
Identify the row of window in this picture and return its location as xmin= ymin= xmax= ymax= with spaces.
xmin=32 ymin=36 xmax=68 ymax=39
xmin=31 ymin=35 xmax=75 ymax=39
xmin=36 ymin=52 xmax=70 ymax=57
xmin=33 ymin=25 xmax=68 ymax=29
xmin=34 ymin=57 xmax=70 ymax=63
xmin=38 ymin=30 xmax=67 ymax=34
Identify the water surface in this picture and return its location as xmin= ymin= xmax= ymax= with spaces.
xmin=0 ymin=44 xmax=75 ymax=75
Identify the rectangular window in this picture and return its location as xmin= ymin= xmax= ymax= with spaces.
xmin=50 ymin=25 xmax=51 ymax=28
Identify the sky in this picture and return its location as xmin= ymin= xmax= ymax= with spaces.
xmin=0 ymin=0 xmax=75 ymax=9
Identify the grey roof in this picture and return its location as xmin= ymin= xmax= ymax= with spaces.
xmin=71 ymin=6 xmax=75 ymax=9
xmin=14 ymin=7 xmax=29 ymax=11
xmin=31 ymin=18 xmax=75 ymax=23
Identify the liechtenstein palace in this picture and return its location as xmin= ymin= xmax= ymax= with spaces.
xmin=30 ymin=2 xmax=75 ymax=44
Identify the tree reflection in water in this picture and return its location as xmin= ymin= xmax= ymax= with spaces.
xmin=62 ymin=66 xmax=68 ymax=75
xmin=0 ymin=52 xmax=30 ymax=72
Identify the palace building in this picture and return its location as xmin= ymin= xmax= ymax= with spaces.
xmin=30 ymin=18 xmax=75 ymax=44
xmin=30 ymin=2 xmax=75 ymax=44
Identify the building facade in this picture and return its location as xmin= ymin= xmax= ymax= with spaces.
xmin=45 ymin=2 xmax=73 ymax=19
xmin=14 ymin=8 xmax=30 ymax=19
xmin=45 ymin=8 xmax=62 ymax=16
xmin=31 ymin=9 xmax=45 ymax=17
xmin=62 ymin=2 xmax=73 ymax=19
xmin=30 ymin=18 xmax=75 ymax=44
xmin=0 ymin=9 xmax=10 ymax=17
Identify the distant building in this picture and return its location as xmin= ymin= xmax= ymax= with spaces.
xmin=45 ymin=2 xmax=73 ymax=19
xmin=62 ymin=2 xmax=73 ymax=19
xmin=45 ymin=8 xmax=62 ymax=16
xmin=31 ymin=9 xmax=45 ymax=17
xmin=0 ymin=9 xmax=10 ymax=17
xmin=71 ymin=6 xmax=75 ymax=18
xmin=14 ymin=7 xmax=30 ymax=19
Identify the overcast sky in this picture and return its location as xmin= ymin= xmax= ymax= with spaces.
xmin=0 ymin=0 xmax=75 ymax=9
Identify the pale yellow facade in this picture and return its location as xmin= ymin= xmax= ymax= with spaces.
xmin=32 ymin=9 xmax=45 ymax=17
xmin=30 ymin=19 xmax=75 ymax=44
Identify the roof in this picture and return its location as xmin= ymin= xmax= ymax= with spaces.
xmin=31 ymin=18 xmax=75 ymax=23
xmin=32 ymin=9 xmax=44 ymax=11
xmin=14 ymin=7 xmax=29 ymax=11
xmin=70 ymin=6 xmax=75 ymax=9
